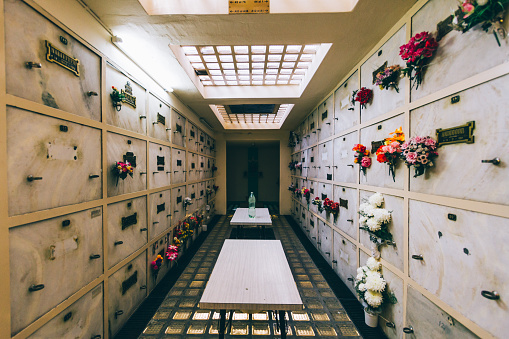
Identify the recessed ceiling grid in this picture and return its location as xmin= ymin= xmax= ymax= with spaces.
xmin=181 ymin=45 xmax=319 ymax=86
xmin=213 ymin=104 xmax=291 ymax=125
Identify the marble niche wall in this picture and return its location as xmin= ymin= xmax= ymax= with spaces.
xmin=1 ymin=0 xmax=217 ymax=338
xmin=290 ymin=0 xmax=509 ymax=338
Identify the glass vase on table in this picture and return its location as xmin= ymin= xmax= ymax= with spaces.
xmin=248 ymin=192 xmax=256 ymax=218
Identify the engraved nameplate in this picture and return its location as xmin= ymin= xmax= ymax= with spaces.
xmin=200 ymin=135 xmax=204 ymax=142
xmin=122 ymin=271 xmax=138 ymax=295
xmin=177 ymin=160 xmax=182 ymax=166
xmin=176 ymin=124 xmax=182 ymax=133
xmin=121 ymin=82 xmax=136 ymax=108
xmin=121 ymin=213 xmax=138 ymax=230
xmin=190 ymin=130 xmax=195 ymax=137
xmin=437 ymin=15 xmax=454 ymax=42
xmin=302 ymin=213 xmax=305 ymax=218
xmin=177 ymin=196 xmax=182 ymax=204
xmin=371 ymin=140 xmax=384 ymax=152
xmin=157 ymin=203 xmax=165 ymax=214
xmin=436 ymin=121 xmax=475 ymax=147
xmin=339 ymin=198 xmax=348 ymax=209
xmin=191 ymin=162 xmax=195 ymax=169
xmin=310 ymin=122 xmax=315 ymax=130
xmin=372 ymin=61 xmax=387 ymax=84
xmin=157 ymin=156 xmax=165 ymax=171
xmin=310 ymin=220 xmax=314 ymax=227
xmin=311 ymin=157 xmax=314 ymax=163
xmin=157 ymin=113 xmax=166 ymax=125
xmin=123 ymin=152 xmax=137 ymax=167
xmin=200 ymin=190 xmax=204 ymax=196
xmin=327 ymin=174 xmax=332 ymax=180
xmin=321 ymin=110 xmax=328 ymax=120
xmin=201 ymin=162 xmax=204 ymax=168
xmin=45 ymin=40 xmax=80 ymax=76
xmin=191 ymin=193 xmax=196 ymax=199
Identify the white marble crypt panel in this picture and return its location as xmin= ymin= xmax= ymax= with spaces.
xmin=360 ymin=25 xmax=406 ymax=123
xmin=148 ymin=94 xmax=171 ymax=142
xmin=148 ymin=142 xmax=171 ymax=189
xmin=308 ymin=109 xmax=319 ymax=146
xmin=198 ymin=155 xmax=206 ymax=180
xmin=107 ymin=133 xmax=147 ymax=197
xmin=308 ymin=214 xmax=318 ymax=245
xmin=198 ymin=129 xmax=206 ymax=153
xmin=107 ymin=197 xmax=148 ymax=268
xmin=317 ymin=182 xmax=332 ymax=220
xmin=300 ymin=121 xmax=309 ymax=149
xmin=149 ymin=190 xmax=171 ymax=240
xmin=300 ymin=150 xmax=309 ymax=178
xmin=318 ymin=94 xmax=334 ymax=141
xmin=187 ymin=152 xmax=199 ymax=182
xmin=308 ymin=180 xmax=317 ymax=213
xmin=28 ymin=284 xmax=103 ymax=339
xmin=292 ymin=125 xmax=301 ymax=152
xmin=317 ymin=220 xmax=332 ymax=264
xmin=187 ymin=123 xmax=198 ymax=152
xmin=7 ymin=108 xmax=102 ymax=216
xmin=198 ymin=181 xmax=207 ymax=207
xmin=5 ymin=0 xmax=101 ymax=121
xmin=299 ymin=204 xmax=308 ymax=232
xmin=409 ymin=200 xmax=509 ymax=338
xmin=318 ymin=140 xmax=333 ymax=181
xmin=172 ymin=186 xmax=187 ymax=223
xmin=171 ymin=109 xmax=186 ymax=147
xmin=410 ymin=75 xmax=509 ymax=205
xmin=332 ymin=131 xmax=358 ymax=184
xmin=405 ymin=285 xmax=478 ymax=339
xmin=411 ymin=0 xmax=509 ymax=102
xmin=148 ymin=233 xmax=172 ymax=291
xmin=332 ymin=231 xmax=357 ymax=295
xmin=108 ymin=252 xmax=147 ymax=337
xmin=187 ymin=183 xmax=198 ymax=204
xmin=360 ymin=114 xmax=405 ymax=190
xmin=308 ymin=146 xmax=318 ymax=179
xmin=332 ymin=185 xmax=358 ymax=240
xmin=359 ymin=190 xmax=404 ymax=271
xmin=334 ymin=71 xmax=360 ymax=135
xmin=106 ymin=65 xmax=147 ymax=135
xmin=9 ymin=208 xmax=103 ymax=335
xmin=171 ymin=148 xmax=186 ymax=184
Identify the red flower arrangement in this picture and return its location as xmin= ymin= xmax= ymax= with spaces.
xmin=323 ymin=198 xmax=340 ymax=221
xmin=113 ymin=161 xmax=133 ymax=180
xmin=353 ymin=87 xmax=373 ymax=109
xmin=301 ymin=187 xmax=311 ymax=205
xmin=353 ymin=144 xmax=372 ymax=176
xmin=400 ymin=31 xmax=438 ymax=89
xmin=375 ymin=127 xmax=405 ymax=182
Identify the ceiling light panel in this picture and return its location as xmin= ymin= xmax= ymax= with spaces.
xmin=211 ymin=104 xmax=294 ymax=128
xmin=181 ymin=44 xmax=322 ymax=86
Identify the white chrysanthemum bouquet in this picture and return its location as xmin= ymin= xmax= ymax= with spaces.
xmin=355 ymin=257 xmax=396 ymax=314
xmin=358 ymin=193 xmax=394 ymax=246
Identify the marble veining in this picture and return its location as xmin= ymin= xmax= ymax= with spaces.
xmin=333 ymin=231 xmax=357 ymax=295
xmin=148 ymin=94 xmax=171 ymax=142
xmin=409 ymin=200 xmax=509 ymax=338
xmin=318 ymin=94 xmax=334 ymax=141
xmin=149 ymin=189 xmax=172 ymax=241
xmin=334 ymin=71 xmax=360 ymax=135
xmin=333 ymin=131 xmax=358 ymax=184
xmin=332 ymin=185 xmax=358 ymax=240
xmin=149 ymin=143 xmax=171 ymax=189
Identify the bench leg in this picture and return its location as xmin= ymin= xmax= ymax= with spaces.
xmin=219 ymin=309 xmax=226 ymax=338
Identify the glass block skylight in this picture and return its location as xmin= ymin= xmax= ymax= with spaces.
xmin=210 ymin=104 xmax=294 ymax=129
xmin=181 ymin=44 xmax=321 ymax=86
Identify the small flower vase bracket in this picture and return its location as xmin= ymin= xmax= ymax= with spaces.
xmin=399 ymin=31 xmax=438 ymax=89
xmin=110 ymin=86 xmax=125 ymax=111
xmin=451 ymin=0 xmax=509 ymax=47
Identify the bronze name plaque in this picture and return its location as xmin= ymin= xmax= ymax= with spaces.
xmin=45 ymin=40 xmax=80 ymax=76
xmin=371 ymin=140 xmax=385 ymax=152
xmin=436 ymin=121 xmax=475 ymax=147
xmin=229 ymin=0 xmax=269 ymax=14
xmin=121 ymin=81 xmax=136 ymax=108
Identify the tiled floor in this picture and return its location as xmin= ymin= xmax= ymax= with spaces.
xmin=139 ymin=215 xmax=362 ymax=338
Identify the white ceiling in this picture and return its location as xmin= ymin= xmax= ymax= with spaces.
xmin=80 ymin=0 xmax=416 ymax=131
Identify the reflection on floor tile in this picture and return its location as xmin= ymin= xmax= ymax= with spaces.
xmin=142 ymin=215 xmax=362 ymax=338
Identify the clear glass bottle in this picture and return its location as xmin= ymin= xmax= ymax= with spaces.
xmin=248 ymin=192 xmax=256 ymax=218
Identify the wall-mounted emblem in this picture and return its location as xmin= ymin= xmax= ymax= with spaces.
xmin=121 ymin=81 xmax=136 ymax=108
xmin=45 ymin=40 xmax=79 ymax=76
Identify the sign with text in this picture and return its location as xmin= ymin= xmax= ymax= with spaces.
xmin=229 ymin=0 xmax=269 ymax=14
xmin=436 ymin=121 xmax=475 ymax=147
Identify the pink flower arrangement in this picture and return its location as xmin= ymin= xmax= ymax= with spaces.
xmin=400 ymin=31 xmax=438 ymax=89
xmin=375 ymin=127 xmax=405 ymax=182
xmin=401 ymin=136 xmax=439 ymax=177
xmin=166 ymin=244 xmax=179 ymax=261
xmin=353 ymin=144 xmax=371 ymax=176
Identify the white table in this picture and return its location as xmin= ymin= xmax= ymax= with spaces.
xmin=199 ymin=240 xmax=303 ymax=338
xmin=230 ymin=208 xmax=272 ymax=239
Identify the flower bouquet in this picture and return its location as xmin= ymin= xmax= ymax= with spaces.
xmin=113 ymin=161 xmax=133 ymax=181
xmin=295 ymin=162 xmax=302 ymax=171
xmin=110 ymin=86 xmax=125 ymax=111
xmin=375 ymin=127 xmax=405 ymax=182
xmin=353 ymin=144 xmax=372 ymax=176
xmin=374 ymin=65 xmax=401 ymax=92
xmin=355 ymin=257 xmax=397 ymax=325
xmin=452 ymin=0 xmax=509 ymax=46
xmin=151 ymin=254 xmax=164 ymax=272
xmin=183 ymin=197 xmax=193 ymax=209
xmin=301 ymin=187 xmax=311 ymax=205
xmin=288 ymin=160 xmax=298 ymax=171
xmin=166 ymin=245 xmax=179 ymax=261
xmin=400 ymin=31 xmax=438 ymax=89
xmin=295 ymin=188 xmax=302 ymax=198
xmin=358 ymin=193 xmax=393 ymax=247
xmin=312 ymin=197 xmax=324 ymax=213
xmin=401 ymin=136 xmax=439 ymax=177
xmin=353 ymin=87 xmax=373 ymax=109
xmin=323 ymin=198 xmax=340 ymax=221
